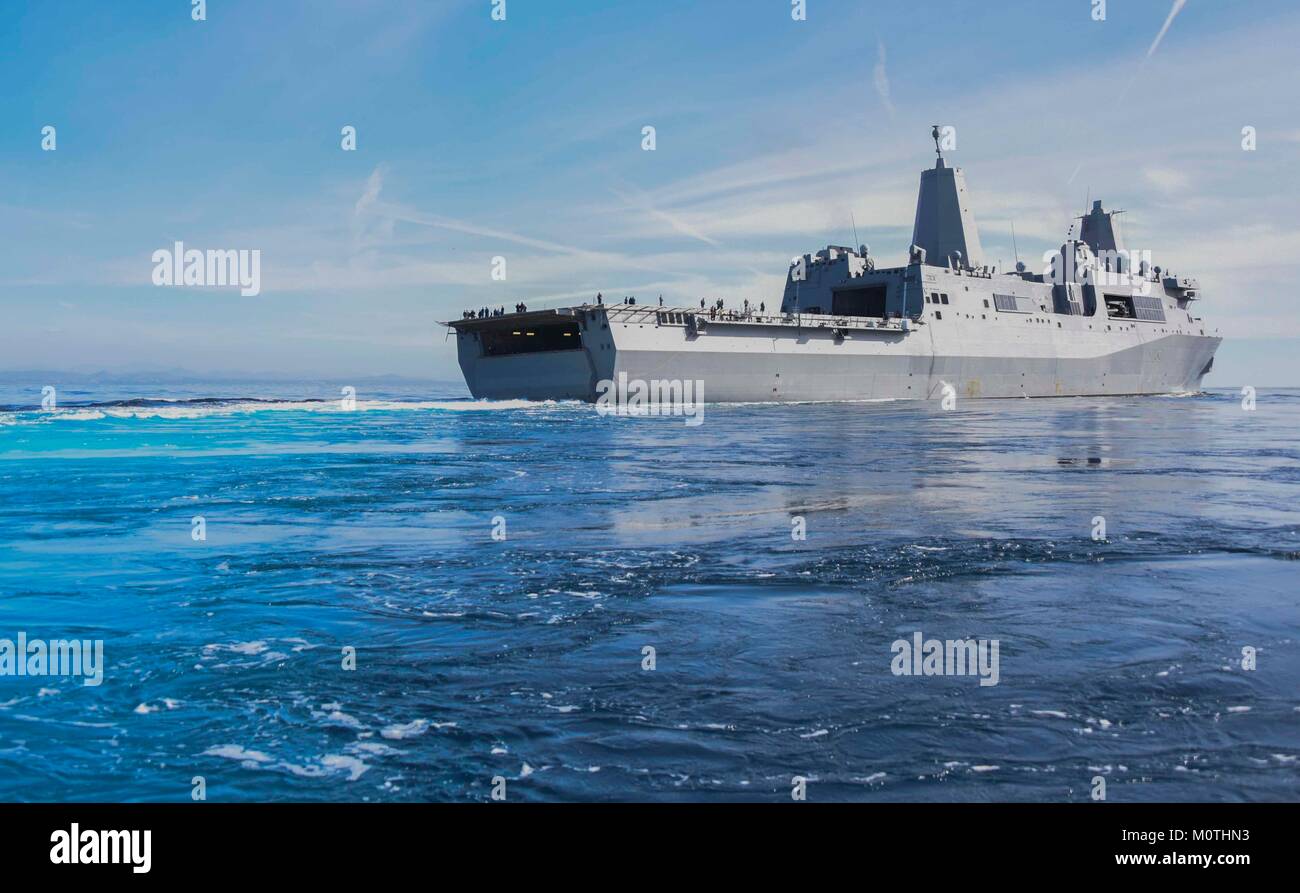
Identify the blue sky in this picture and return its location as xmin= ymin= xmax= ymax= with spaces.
xmin=3 ymin=0 xmax=1299 ymax=383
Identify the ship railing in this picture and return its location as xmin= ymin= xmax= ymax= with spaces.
xmin=591 ymin=304 xmax=911 ymax=333
xmin=691 ymin=311 xmax=909 ymax=332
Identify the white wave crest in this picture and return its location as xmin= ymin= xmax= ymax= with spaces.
xmin=2 ymin=398 xmax=569 ymax=423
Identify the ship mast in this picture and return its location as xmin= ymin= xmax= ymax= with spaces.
xmin=911 ymin=126 xmax=984 ymax=271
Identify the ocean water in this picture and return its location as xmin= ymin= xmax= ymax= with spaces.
xmin=0 ymin=380 xmax=1297 ymax=802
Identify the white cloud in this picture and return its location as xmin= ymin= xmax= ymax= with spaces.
xmin=1142 ymin=166 xmax=1191 ymax=194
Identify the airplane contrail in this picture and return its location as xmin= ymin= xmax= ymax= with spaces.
xmin=1146 ymin=0 xmax=1188 ymax=60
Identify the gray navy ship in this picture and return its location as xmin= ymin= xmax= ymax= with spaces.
xmin=447 ymin=130 xmax=1220 ymax=403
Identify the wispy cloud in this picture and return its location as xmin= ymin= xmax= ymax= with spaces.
xmin=351 ymin=165 xmax=393 ymax=250
xmin=609 ymin=185 xmax=721 ymax=247
xmin=354 ymin=167 xmax=385 ymax=218
xmin=1142 ymin=166 xmax=1190 ymax=194
xmin=873 ymin=39 xmax=895 ymax=120
xmin=367 ymin=199 xmax=706 ymax=284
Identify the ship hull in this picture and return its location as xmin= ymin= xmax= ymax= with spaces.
xmin=452 ymin=307 xmax=1221 ymax=403
xmin=602 ymin=335 xmax=1220 ymax=401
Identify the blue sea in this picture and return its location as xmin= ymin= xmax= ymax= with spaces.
xmin=1 ymin=378 xmax=1297 ymax=802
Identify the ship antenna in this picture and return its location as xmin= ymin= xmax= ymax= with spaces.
xmin=1010 ymin=220 xmax=1020 ymax=265
xmin=851 ymin=212 xmax=860 ymax=251
xmin=930 ymin=124 xmax=942 ymax=160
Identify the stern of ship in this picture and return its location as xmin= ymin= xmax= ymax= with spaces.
xmin=448 ymin=306 xmax=608 ymax=401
